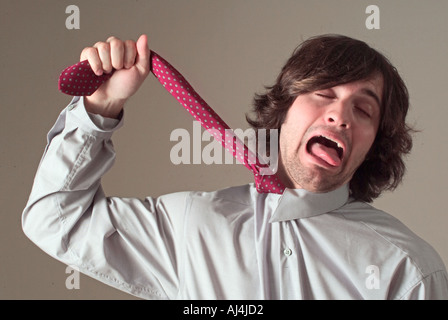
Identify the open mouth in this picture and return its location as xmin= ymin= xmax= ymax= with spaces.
xmin=306 ymin=135 xmax=344 ymax=167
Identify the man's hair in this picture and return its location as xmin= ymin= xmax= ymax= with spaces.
xmin=246 ymin=34 xmax=414 ymax=202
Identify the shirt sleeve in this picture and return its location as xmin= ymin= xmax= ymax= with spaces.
xmin=22 ymin=97 xmax=188 ymax=299
xmin=398 ymin=270 xmax=448 ymax=300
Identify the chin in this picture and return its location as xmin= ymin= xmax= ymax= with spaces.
xmin=289 ymin=165 xmax=348 ymax=192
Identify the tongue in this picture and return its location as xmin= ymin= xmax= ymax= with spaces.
xmin=310 ymin=143 xmax=341 ymax=167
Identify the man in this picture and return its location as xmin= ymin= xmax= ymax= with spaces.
xmin=23 ymin=34 xmax=448 ymax=299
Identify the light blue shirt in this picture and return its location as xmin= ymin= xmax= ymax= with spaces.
xmin=22 ymin=97 xmax=448 ymax=299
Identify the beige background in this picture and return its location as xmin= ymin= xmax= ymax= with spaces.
xmin=1 ymin=0 xmax=447 ymax=299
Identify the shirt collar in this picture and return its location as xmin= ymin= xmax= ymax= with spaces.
xmin=269 ymin=184 xmax=349 ymax=222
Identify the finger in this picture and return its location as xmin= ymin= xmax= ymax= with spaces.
xmin=80 ymin=47 xmax=103 ymax=76
xmin=135 ymin=34 xmax=150 ymax=75
xmin=123 ymin=39 xmax=137 ymax=69
xmin=107 ymin=36 xmax=125 ymax=70
xmin=93 ymin=41 xmax=112 ymax=74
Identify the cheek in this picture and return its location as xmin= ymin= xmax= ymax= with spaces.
xmin=280 ymin=118 xmax=302 ymax=147
xmin=282 ymin=113 xmax=315 ymax=142
xmin=279 ymin=125 xmax=296 ymax=154
xmin=280 ymin=121 xmax=309 ymax=153
xmin=352 ymin=128 xmax=377 ymax=159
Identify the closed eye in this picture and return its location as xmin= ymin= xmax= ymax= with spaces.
xmin=315 ymin=93 xmax=334 ymax=99
xmin=355 ymin=106 xmax=372 ymax=118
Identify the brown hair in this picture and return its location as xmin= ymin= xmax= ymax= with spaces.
xmin=246 ymin=34 xmax=414 ymax=202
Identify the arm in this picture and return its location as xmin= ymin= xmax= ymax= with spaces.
xmin=399 ymin=270 xmax=448 ymax=300
xmin=22 ymin=36 xmax=185 ymax=299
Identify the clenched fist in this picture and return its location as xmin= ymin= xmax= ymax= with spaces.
xmin=81 ymin=34 xmax=150 ymax=119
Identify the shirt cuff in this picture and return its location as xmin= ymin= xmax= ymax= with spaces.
xmin=67 ymin=96 xmax=124 ymax=135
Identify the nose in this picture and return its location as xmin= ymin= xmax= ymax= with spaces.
xmin=325 ymin=102 xmax=351 ymax=129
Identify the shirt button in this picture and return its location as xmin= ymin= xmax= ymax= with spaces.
xmin=284 ymin=248 xmax=292 ymax=256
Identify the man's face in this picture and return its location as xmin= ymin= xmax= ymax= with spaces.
xmin=277 ymin=74 xmax=383 ymax=193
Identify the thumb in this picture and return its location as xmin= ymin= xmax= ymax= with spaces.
xmin=135 ymin=34 xmax=150 ymax=74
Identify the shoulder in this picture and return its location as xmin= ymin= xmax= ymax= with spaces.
xmin=181 ymin=184 xmax=256 ymax=224
xmin=152 ymin=184 xmax=255 ymax=221
xmin=188 ymin=184 xmax=255 ymax=206
xmin=338 ymin=199 xmax=446 ymax=277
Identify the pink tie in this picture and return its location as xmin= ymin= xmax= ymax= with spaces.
xmin=58 ymin=51 xmax=285 ymax=194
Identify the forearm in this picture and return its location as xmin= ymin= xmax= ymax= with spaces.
xmin=22 ymin=98 xmax=185 ymax=299
xmin=22 ymin=96 xmax=122 ymax=261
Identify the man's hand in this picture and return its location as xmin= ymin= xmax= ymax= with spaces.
xmin=80 ymin=34 xmax=150 ymax=119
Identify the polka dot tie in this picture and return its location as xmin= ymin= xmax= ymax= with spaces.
xmin=58 ymin=51 xmax=285 ymax=194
